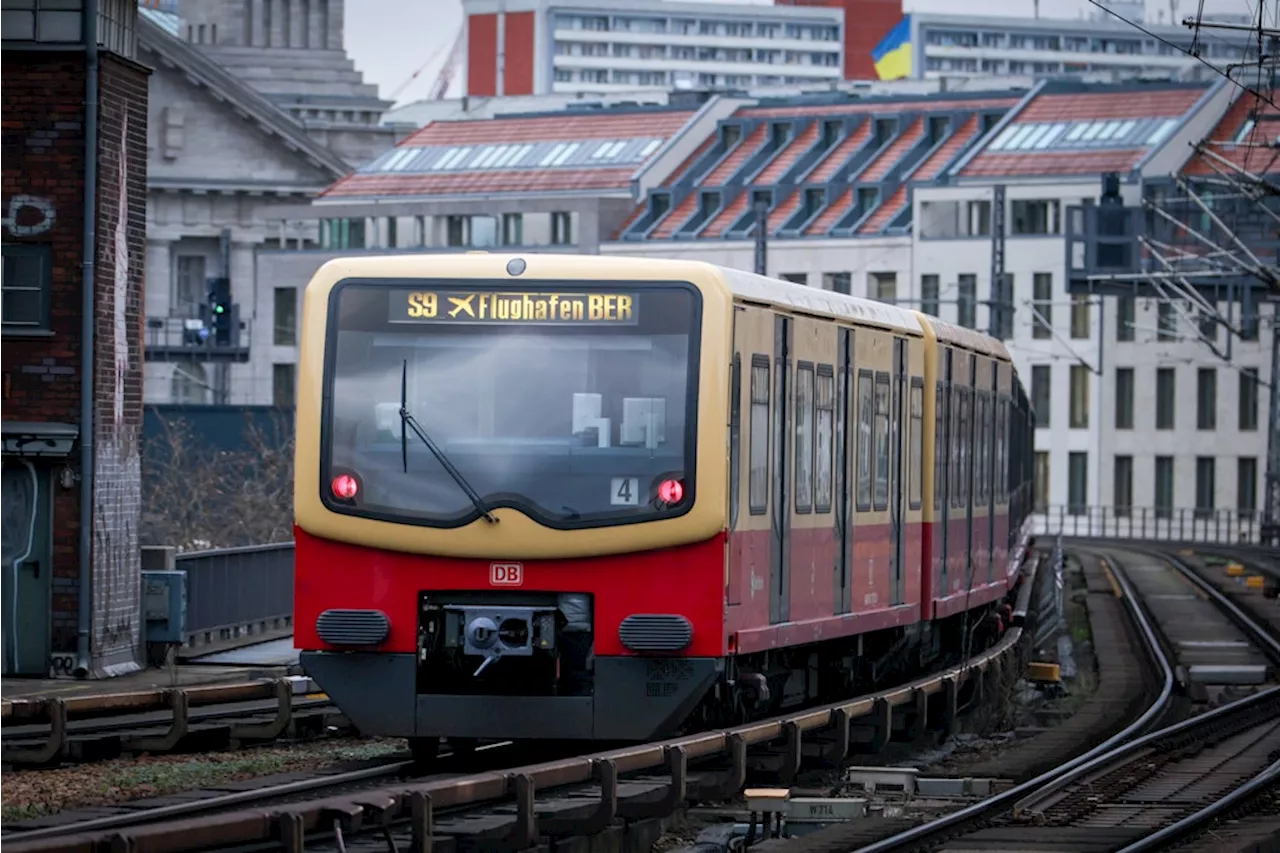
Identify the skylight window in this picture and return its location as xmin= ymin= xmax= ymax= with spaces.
xmin=368 ymin=136 xmax=669 ymax=175
xmin=1146 ymin=118 xmax=1178 ymax=146
xmin=989 ymin=124 xmax=1021 ymax=151
xmin=1035 ymin=123 xmax=1068 ymax=148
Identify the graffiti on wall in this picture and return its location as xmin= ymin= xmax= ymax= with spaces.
xmin=91 ymin=111 xmax=143 ymax=678
xmin=1 ymin=194 xmax=57 ymax=237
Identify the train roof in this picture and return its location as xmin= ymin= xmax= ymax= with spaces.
xmin=715 ymin=264 xmax=925 ymax=336
xmin=920 ymin=315 xmax=1012 ymax=361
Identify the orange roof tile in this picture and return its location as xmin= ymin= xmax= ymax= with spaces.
xmin=804 ymin=187 xmax=853 ymax=236
xmin=1017 ymin=87 xmax=1206 ymax=124
xmin=1182 ymin=94 xmax=1280 ymax=177
xmin=647 ymin=192 xmax=700 ymax=239
xmin=753 ymin=122 xmax=820 ymax=185
xmin=858 ymin=186 xmax=909 ymax=234
xmin=765 ymin=189 xmax=803 ymax=236
xmin=807 ymin=121 xmax=872 ymax=183
xmin=402 ymin=109 xmax=695 ymax=147
xmin=662 ymin=136 xmax=717 ymax=187
xmin=321 ymin=167 xmax=637 ymax=198
xmin=912 ymin=114 xmax=979 ymax=182
xmin=702 ymin=124 xmax=769 ymax=185
xmin=859 ymin=117 xmax=924 ymax=183
xmin=961 ymin=149 xmax=1147 ymax=178
xmin=703 ymin=193 xmax=749 ymax=238
xmin=742 ymin=97 xmax=1018 ymax=120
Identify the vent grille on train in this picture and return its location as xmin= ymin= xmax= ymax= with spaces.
xmin=619 ymin=614 xmax=692 ymax=652
xmin=316 ymin=609 xmax=389 ymax=646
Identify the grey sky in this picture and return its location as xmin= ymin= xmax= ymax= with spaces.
xmin=342 ymin=0 xmax=1241 ymax=107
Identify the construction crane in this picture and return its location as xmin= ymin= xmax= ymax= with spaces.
xmin=430 ymin=26 xmax=465 ymax=101
xmin=388 ymin=24 xmax=464 ymax=104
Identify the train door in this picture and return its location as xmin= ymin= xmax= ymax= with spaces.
xmin=939 ymin=348 xmax=952 ymax=597
xmin=889 ymin=338 xmax=907 ymax=606
xmin=964 ymin=353 xmax=976 ymax=591
xmin=770 ymin=315 xmax=792 ymax=625
xmin=834 ymin=327 xmax=853 ymax=613
xmin=987 ymin=362 xmax=998 ymax=583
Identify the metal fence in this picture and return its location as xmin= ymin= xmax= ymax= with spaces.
xmin=1031 ymin=535 xmax=1067 ymax=654
xmin=1034 ymin=506 xmax=1270 ymax=545
xmin=174 ymin=542 xmax=295 ymax=648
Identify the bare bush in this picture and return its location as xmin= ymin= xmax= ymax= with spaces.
xmin=141 ymin=410 xmax=295 ymax=551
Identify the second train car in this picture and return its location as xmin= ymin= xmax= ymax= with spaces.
xmin=292 ymin=254 xmax=1036 ymax=756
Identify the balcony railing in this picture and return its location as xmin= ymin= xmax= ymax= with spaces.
xmin=145 ymin=314 xmax=251 ymax=362
xmin=1033 ymin=505 xmax=1270 ymax=545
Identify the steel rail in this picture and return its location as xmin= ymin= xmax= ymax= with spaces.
xmin=1 ymin=551 xmax=1045 ymax=853
xmin=1099 ymin=546 xmax=1280 ymax=853
xmin=850 ymin=547 xmax=1177 ymax=853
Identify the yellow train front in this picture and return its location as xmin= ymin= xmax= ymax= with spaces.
xmin=293 ymin=253 xmax=1036 ymax=757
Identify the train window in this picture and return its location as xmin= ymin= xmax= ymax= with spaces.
xmin=749 ymin=355 xmax=770 ymax=515
xmin=795 ymin=363 xmax=815 ymax=514
xmin=980 ymin=393 xmax=990 ymax=503
xmin=815 ymin=365 xmax=834 ymax=513
xmin=873 ymin=372 xmax=890 ymax=511
xmin=949 ymin=386 xmax=962 ymax=510
xmin=730 ymin=354 xmax=741 ymax=528
xmin=934 ymin=382 xmax=945 ymax=512
xmin=909 ymin=378 xmax=923 ymax=510
xmin=975 ymin=393 xmax=985 ymax=504
xmin=856 ymin=370 xmax=874 ymax=511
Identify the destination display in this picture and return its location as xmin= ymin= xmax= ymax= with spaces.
xmin=389 ymin=290 xmax=639 ymax=325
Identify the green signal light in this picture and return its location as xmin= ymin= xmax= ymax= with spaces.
xmin=214 ymin=305 xmax=226 ymax=314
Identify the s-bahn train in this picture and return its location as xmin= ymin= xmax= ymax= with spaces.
xmin=293 ymin=253 xmax=1036 ymax=758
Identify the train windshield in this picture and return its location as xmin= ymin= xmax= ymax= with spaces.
xmin=322 ymin=282 xmax=701 ymax=528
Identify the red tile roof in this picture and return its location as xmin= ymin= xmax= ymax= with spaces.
xmin=960 ymin=85 xmax=1211 ymax=179
xmin=808 ymin=120 xmax=872 ymax=182
xmin=859 ymin=117 xmax=924 ymax=183
xmin=911 ymin=114 xmax=979 ymax=181
xmin=648 ymin=191 xmax=700 ymax=239
xmin=1182 ymin=94 xmax=1280 ymax=177
xmin=662 ymin=136 xmax=716 ymax=187
xmin=1016 ymin=86 xmax=1207 ymax=123
xmin=703 ymin=193 xmax=749 ymax=238
xmin=401 ymin=109 xmax=695 ymax=147
xmin=754 ymin=121 xmax=820 ymax=185
xmin=961 ymin=149 xmax=1149 ymax=178
xmin=804 ymin=187 xmax=853 ymax=236
xmin=321 ymin=108 xmax=695 ymax=199
xmin=858 ymin=186 xmax=909 ymax=234
xmin=742 ymin=97 xmax=1018 ymax=120
xmin=703 ymin=124 xmax=769 ymax=185
xmin=767 ymin=189 xmax=803 ymax=235
xmin=321 ymin=167 xmax=638 ymax=198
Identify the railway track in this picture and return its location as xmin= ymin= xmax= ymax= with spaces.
xmin=838 ymin=544 xmax=1280 ymax=853
xmin=1 ymin=677 xmax=353 ymax=767
xmin=1 ymin=552 xmax=1046 ymax=853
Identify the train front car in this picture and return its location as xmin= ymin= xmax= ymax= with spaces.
xmin=292 ymin=255 xmax=732 ymax=757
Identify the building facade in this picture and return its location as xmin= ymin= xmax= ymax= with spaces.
xmin=136 ymin=0 xmax=397 ymax=407
xmin=2 ymin=0 xmax=150 ymax=677
xmin=462 ymin=0 xmax=845 ymax=96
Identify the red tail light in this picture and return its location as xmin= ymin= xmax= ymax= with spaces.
xmin=657 ymin=478 xmax=684 ymax=504
xmin=332 ymin=474 xmax=359 ymax=500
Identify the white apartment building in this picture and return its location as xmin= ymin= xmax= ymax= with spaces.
xmin=460 ymin=0 xmax=844 ymax=97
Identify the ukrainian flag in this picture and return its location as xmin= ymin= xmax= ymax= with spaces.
xmin=872 ymin=15 xmax=913 ymax=81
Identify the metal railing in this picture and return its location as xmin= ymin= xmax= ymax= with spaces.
xmin=1033 ymin=505 xmax=1268 ymax=545
xmin=174 ymin=542 xmax=294 ymax=647
xmin=1031 ymin=535 xmax=1066 ymax=653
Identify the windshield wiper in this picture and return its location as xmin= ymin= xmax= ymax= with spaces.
xmin=399 ymin=360 xmax=498 ymax=524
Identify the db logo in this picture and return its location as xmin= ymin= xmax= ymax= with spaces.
xmin=490 ymin=562 xmax=523 ymax=586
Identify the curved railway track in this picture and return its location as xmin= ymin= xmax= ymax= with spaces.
xmin=848 ymin=543 xmax=1280 ymax=853
xmin=1 ymin=552 xmax=1047 ymax=853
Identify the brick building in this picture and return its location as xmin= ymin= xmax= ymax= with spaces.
xmin=2 ymin=0 xmax=150 ymax=678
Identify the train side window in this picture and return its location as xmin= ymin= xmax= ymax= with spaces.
xmin=795 ymin=362 xmax=815 ymax=514
xmin=981 ymin=392 xmax=991 ymax=503
xmin=975 ymin=392 xmax=985 ymax=504
xmin=749 ymin=355 xmax=770 ymax=514
xmin=909 ymin=378 xmax=923 ymax=510
xmin=950 ymin=386 xmax=962 ymax=510
xmin=815 ymin=365 xmax=834 ymax=513
xmin=730 ymin=354 xmax=741 ymax=529
xmin=856 ymin=370 xmax=874 ymax=511
xmin=934 ymin=382 xmax=945 ymax=512
xmin=873 ymin=371 xmax=890 ymax=512
xmin=995 ymin=396 xmax=1005 ymax=503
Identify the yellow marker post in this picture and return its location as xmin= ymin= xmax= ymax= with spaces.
xmin=1027 ymin=662 xmax=1061 ymax=683
xmin=1100 ymin=560 xmax=1124 ymax=598
xmin=1246 ymin=575 xmax=1265 ymax=590
xmin=1226 ymin=563 xmax=1245 ymax=577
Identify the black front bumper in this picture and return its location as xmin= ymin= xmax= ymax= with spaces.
xmin=300 ymin=651 xmax=722 ymax=741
